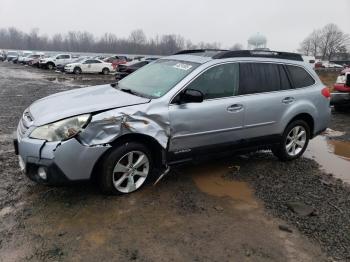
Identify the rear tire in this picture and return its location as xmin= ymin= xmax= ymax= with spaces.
xmin=272 ymin=120 xmax=310 ymax=161
xmin=99 ymin=142 xmax=153 ymax=195
xmin=73 ymin=67 xmax=82 ymax=75
xmin=102 ymin=68 xmax=110 ymax=75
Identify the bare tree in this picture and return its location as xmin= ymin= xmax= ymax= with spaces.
xmin=0 ymin=26 xmax=223 ymax=55
xmin=299 ymin=24 xmax=349 ymax=59
xmin=319 ymin=24 xmax=349 ymax=60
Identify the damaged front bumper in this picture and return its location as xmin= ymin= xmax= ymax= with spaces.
xmin=15 ymin=135 xmax=110 ymax=184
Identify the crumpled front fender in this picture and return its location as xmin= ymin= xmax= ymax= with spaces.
xmin=79 ymin=105 xmax=170 ymax=149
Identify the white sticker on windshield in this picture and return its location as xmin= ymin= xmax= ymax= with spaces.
xmin=173 ymin=63 xmax=193 ymax=71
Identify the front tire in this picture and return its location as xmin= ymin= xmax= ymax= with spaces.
xmin=272 ymin=120 xmax=310 ymax=161
xmin=73 ymin=67 xmax=82 ymax=75
xmin=102 ymin=68 xmax=110 ymax=75
xmin=99 ymin=142 xmax=153 ymax=195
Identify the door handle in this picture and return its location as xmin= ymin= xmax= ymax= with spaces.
xmin=282 ymin=97 xmax=295 ymax=104
xmin=227 ymin=104 xmax=243 ymax=112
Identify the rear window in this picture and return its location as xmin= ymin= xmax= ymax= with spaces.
xmin=286 ymin=65 xmax=315 ymax=88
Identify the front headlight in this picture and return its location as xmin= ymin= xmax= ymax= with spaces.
xmin=30 ymin=114 xmax=91 ymax=142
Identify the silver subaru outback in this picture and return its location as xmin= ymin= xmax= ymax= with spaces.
xmin=14 ymin=50 xmax=331 ymax=194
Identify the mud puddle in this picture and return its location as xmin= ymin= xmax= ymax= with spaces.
xmin=189 ymin=160 xmax=258 ymax=209
xmin=305 ymin=135 xmax=350 ymax=183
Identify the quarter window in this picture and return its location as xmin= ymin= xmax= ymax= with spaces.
xmin=186 ymin=63 xmax=239 ymax=99
xmin=286 ymin=65 xmax=315 ymax=88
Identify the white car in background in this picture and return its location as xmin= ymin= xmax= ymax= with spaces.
xmin=18 ymin=51 xmax=33 ymax=64
xmin=323 ymin=62 xmax=343 ymax=69
xmin=39 ymin=54 xmax=76 ymax=70
xmin=64 ymin=58 xmax=114 ymax=75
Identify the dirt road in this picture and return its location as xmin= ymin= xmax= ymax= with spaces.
xmin=0 ymin=62 xmax=349 ymax=261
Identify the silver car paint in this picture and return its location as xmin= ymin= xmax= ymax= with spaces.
xmin=29 ymin=84 xmax=150 ymax=126
xmin=17 ymin=55 xmax=330 ymax=181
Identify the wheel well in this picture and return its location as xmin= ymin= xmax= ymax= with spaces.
xmin=74 ymin=66 xmax=81 ymax=71
xmin=102 ymin=67 xmax=109 ymax=71
xmin=90 ymin=133 xmax=165 ymax=182
xmin=288 ymin=113 xmax=314 ymax=137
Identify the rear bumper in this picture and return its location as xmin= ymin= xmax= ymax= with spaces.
xmin=331 ymin=92 xmax=350 ymax=105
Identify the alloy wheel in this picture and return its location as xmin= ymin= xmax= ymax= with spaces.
xmin=285 ymin=125 xmax=307 ymax=156
xmin=112 ymin=151 xmax=150 ymax=193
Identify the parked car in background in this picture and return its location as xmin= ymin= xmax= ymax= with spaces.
xmin=26 ymin=54 xmax=46 ymax=67
xmin=331 ymin=72 xmax=350 ymax=111
xmin=93 ymin=55 xmax=109 ymax=61
xmin=15 ymin=49 xmax=330 ymax=195
xmin=0 ymin=52 xmax=6 ymax=61
xmin=64 ymin=58 xmax=114 ymax=75
xmin=6 ymin=51 xmax=19 ymax=62
xmin=104 ymin=55 xmax=128 ymax=69
xmin=56 ymin=57 xmax=89 ymax=72
xmin=145 ymin=57 xmax=160 ymax=62
xmin=115 ymin=60 xmax=150 ymax=80
xmin=323 ymin=62 xmax=343 ymax=69
xmin=302 ymin=56 xmax=316 ymax=69
xmin=315 ymin=61 xmax=325 ymax=69
xmin=39 ymin=54 xmax=76 ymax=70
xmin=17 ymin=51 xmax=33 ymax=64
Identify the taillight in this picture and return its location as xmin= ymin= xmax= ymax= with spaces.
xmin=321 ymin=87 xmax=331 ymax=99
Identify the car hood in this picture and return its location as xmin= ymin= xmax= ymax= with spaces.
xmin=29 ymin=84 xmax=150 ymax=126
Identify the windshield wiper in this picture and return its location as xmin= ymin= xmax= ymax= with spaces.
xmin=119 ymin=87 xmax=152 ymax=99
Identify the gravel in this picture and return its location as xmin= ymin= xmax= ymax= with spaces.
xmin=228 ymin=153 xmax=350 ymax=260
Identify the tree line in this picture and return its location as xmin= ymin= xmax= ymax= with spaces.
xmin=0 ymin=27 xmax=224 ymax=55
xmin=299 ymin=23 xmax=349 ymax=60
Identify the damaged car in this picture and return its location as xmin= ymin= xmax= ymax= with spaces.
xmin=14 ymin=49 xmax=330 ymax=194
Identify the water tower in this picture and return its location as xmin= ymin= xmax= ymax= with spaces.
xmin=248 ymin=33 xmax=267 ymax=50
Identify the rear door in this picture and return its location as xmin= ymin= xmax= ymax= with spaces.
xmin=237 ymin=62 xmax=294 ymax=139
xmin=169 ymin=63 xmax=245 ymax=158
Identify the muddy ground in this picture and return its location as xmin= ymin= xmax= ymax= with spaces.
xmin=0 ymin=62 xmax=350 ymax=262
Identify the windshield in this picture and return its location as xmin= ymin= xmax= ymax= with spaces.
xmin=118 ymin=59 xmax=199 ymax=98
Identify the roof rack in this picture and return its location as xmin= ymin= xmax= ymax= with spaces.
xmin=212 ymin=50 xmax=303 ymax=61
xmin=173 ymin=49 xmax=228 ymax=55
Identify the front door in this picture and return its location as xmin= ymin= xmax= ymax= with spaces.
xmin=168 ymin=63 xmax=244 ymax=159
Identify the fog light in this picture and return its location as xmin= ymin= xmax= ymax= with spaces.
xmin=37 ymin=167 xmax=47 ymax=180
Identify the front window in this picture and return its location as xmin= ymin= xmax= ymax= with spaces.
xmin=118 ymin=59 xmax=199 ymax=98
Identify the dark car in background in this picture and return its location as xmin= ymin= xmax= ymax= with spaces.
xmin=0 ymin=52 xmax=6 ymax=61
xmin=6 ymin=51 xmax=19 ymax=62
xmin=115 ymin=60 xmax=150 ymax=80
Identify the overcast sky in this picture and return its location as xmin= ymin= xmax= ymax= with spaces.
xmin=0 ymin=0 xmax=349 ymax=52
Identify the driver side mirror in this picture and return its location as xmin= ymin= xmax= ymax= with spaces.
xmin=346 ymin=74 xmax=350 ymax=87
xmin=179 ymin=89 xmax=204 ymax=104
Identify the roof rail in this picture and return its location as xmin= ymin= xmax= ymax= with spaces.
xmin=212 ymin=50 xmax=303 ymax=61
xmin=173 ymin=49 xmax=228 ymax=55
